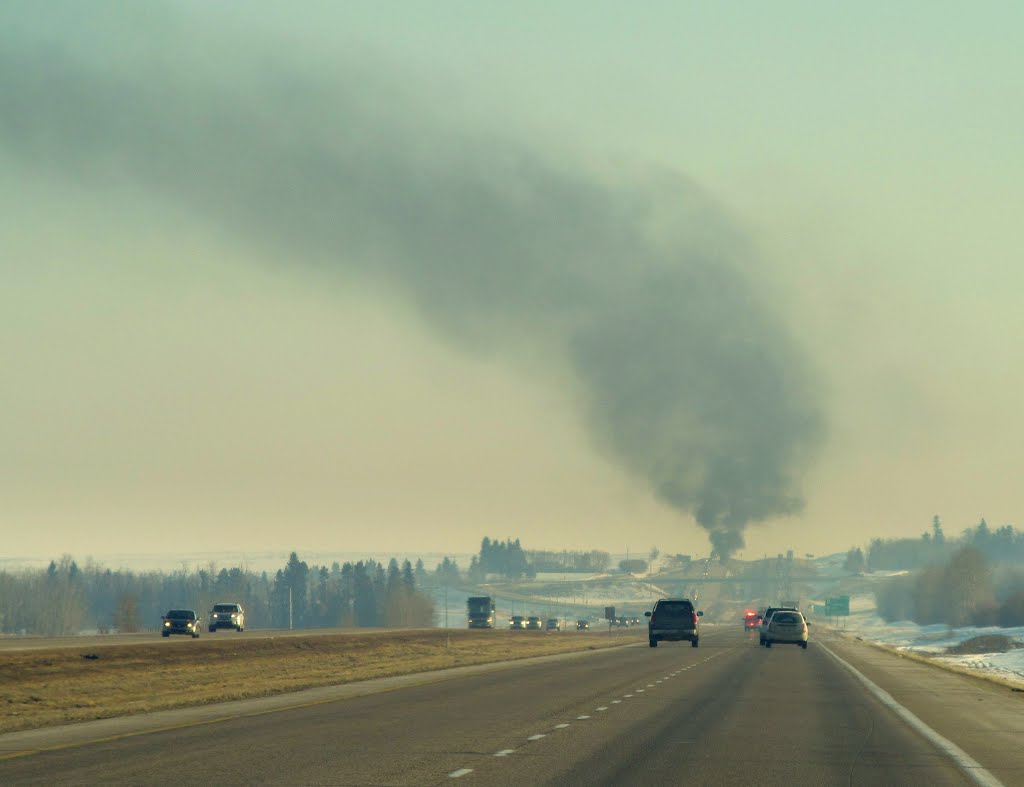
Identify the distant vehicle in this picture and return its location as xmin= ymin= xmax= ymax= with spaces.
xmin=759 ymin=606 xmax=799 ymax=646
xmin=743 ymin=610 xmax=762 ymax=630
xmin=526 ymin=616 xmax=543 ymax=630
xmin=509 ymin=615 xmax=526 ymax=630
xmin=576 ymin=619 xmax=590 ymax=631
xmin=208 ymin=602 xmax=245 ymax=632
xmin=645 ymin=598 xmax=702 ymax=648
xmin=764 ymin=610 xmax=809 ymax=649
xmin=545 ymin=618 xmax=560 ymax=631
xmin=162 ymin=609 xmax=201 ymax=638
xmin=467 ymin=596 xmax=496 ymax=629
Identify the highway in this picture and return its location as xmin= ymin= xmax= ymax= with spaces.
xmin=1 ymin=626 xmax=1021 ymax=785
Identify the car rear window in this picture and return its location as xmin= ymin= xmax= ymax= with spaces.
xmin=654 ymin=601 xmax=694 ymax=617
xmin=773 ymin=613 xmax=800 ymax=624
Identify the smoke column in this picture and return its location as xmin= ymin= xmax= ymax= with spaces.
xmin=0 ymin=7 xmax=825 ymax=556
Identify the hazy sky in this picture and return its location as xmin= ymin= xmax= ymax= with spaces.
xmin=2 ymin=2 xmax=1022 ymax=561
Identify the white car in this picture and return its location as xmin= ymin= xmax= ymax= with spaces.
xmin=208 ymin=602 xmax=245 ymax=632
xmin=764 ymin=610 xmax=809 ymax=648
xmin=758 ymin=606 xmax=798 ymax=645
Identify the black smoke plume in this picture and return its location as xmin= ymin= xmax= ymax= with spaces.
xmin=0 ymin=7 xmax=824 ymax=556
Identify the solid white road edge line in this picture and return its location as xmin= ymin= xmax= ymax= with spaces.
xmin=819 ymin=641 xmax=1004 ymax=787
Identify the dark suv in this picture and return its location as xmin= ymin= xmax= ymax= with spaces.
xmin=645 ymin=598 xmax=703 ymax=648
xmin=161 ymin=609 xmax=201 ymax=638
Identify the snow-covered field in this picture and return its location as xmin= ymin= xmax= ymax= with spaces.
xmin=830 ymin=593 xmax=1024 ymax=686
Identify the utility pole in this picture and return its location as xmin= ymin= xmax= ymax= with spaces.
xmin=443 ymin=576 xmax=449 ymax=648
xmin=288 ymin=587 xmax=293 ymax=631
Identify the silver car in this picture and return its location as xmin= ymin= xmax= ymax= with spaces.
xmin=208 ymin=602 xmax=245 ymax=632
xmin=764 ymin=610 xmax=809 ymax=649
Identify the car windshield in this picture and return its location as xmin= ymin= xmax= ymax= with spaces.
xmin=213 ymin=604 xmax=236 ymax=612
xmin=467 ymin=599 xmax=491 ymax=613
xmin=167 ymin=610 xmax=194 ymax=619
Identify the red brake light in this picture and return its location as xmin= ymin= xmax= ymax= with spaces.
xmin=692 ymin=612 xmax=699 ymax=625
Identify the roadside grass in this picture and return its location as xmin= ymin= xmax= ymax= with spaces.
xmin=0 ymin=629 xmax=640 ymax=733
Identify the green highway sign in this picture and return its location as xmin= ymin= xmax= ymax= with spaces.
xmin=825 ymin=596 xmax=850 ymax=616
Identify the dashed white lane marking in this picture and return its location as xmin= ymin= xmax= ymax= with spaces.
xmin=636 ymin=689 xmax=645 ymax=693
xmin=624 ymin=694 xmax=633 ymax=698
xmin=577 ymin=715 xmax=591 ymax=720
xmin=494 ymin=750 xmax=515 ymax=757
xmin=528 ymin=734 xmax=546 ymax=741
xmin=647 ymin=683 xmax=655 ymax=687
xmin=655 ymin=680 xmax=663 ymax=684
xmin=611 ymin=700 xmax=622 ymax=704
xmin=554 ymin=723 xmax=570 ymax=729
xmin=596 ymin=706 xmax=608 ymax=712
xmin=449 ymin=768 xmax=473 ymax=778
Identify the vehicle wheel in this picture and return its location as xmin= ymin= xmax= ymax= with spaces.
xmin=162 ymin=631 xmax=169 ymax=637
xmin=209 ymin=627 xmax=215 ymax=633
xmin=801 ymin=641 xmax=808 ymax=649
xmin=237 ymin=626 xmax=244 ymax=632
xmin=649 ymin=638 xmax=658 ymax=648
xmin=765 ymin=640 xmax=772 ymax=648
xmin=691 ymin=639 xmax=699 ymax=648
xmin=193 ymin=632 xmax=199 ymax=638
xmin=759 ymin=637 xmax=765 ymax=646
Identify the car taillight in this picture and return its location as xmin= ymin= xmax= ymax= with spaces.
xmin=692 ymin=612 xmax=699 ymax=625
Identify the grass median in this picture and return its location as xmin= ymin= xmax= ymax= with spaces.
xmin=0 ymin=628 xmax=642 ymax=733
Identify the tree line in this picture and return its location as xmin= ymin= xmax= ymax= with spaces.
xmin=0 ymin=552 xmax=435 ymax=636
xmin=845 ymin=516 xmax=1024 ymax=573
xmin=874 ymin=545 xmax=1024 ymax=628
xmin=465 ymin=537 xmax=614 ymax=581
xmin=850 ymin=515 xmax=1024 ymax=628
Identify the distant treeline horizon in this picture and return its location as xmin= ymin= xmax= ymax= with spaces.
xmin=0 ymin=552 xmax=442 ymax=637
xmin=849 ymin=517 xmax=1024 ymax=629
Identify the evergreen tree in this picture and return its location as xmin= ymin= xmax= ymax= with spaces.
xmin=401 ymin=560 xmax=415 ymax=592
xmin=353 ymin=561 xmax=377 ymax=626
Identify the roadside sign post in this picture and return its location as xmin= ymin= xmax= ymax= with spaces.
xmin=825 ymin=595 xmax=850 ymax=627
xmin=605 ymin=606 xmax=615 ymax=638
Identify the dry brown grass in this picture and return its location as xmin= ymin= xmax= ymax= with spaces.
xmin=0 ymin=629 xmax=640 ymax=733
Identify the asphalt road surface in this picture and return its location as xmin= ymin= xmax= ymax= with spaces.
xmin=2 ymin=626 xmax=1021 ymax=785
